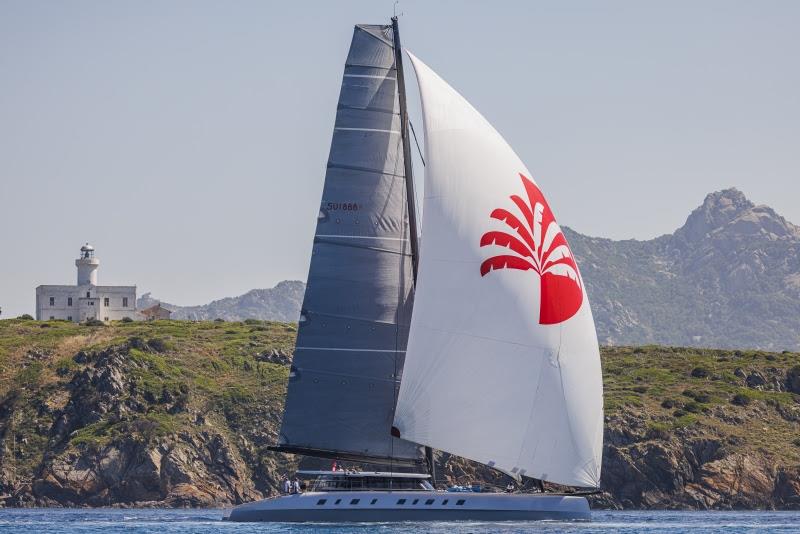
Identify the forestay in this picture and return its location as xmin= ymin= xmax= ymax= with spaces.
xmin=275 ymin=25 xmax=421 ymax=465
xmin=393 ymin=53 xmax=604 ymax=487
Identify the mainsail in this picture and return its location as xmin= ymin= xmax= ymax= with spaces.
xmin=274 ymin=24 xmax=422 ymax=465
xmin=393 ymin=53 xmax=604 ymax=487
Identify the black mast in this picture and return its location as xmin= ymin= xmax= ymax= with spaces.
xmin=391 ymin=15 xmax=436 ymax=487
xmin=391 ymin=16 xmax=419 ymax=280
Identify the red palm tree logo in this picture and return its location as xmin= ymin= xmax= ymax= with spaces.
xmin=480 ymin=173 xmax=583 ymax=325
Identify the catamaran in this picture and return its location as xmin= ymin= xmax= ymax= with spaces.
xmin=226 ymin=17 xmax=603 ymax=522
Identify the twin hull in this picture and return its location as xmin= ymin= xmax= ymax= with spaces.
xmin=225 ymin=491 xmax=590 ymax=522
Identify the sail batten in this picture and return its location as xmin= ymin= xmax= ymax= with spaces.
xmin=276 ymin=24 xmax=422 ymax=465
xmin=393 ymin=52 xmax=603 ymax=488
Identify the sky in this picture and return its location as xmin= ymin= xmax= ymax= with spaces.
xmin=1 ymin=0 xmax=798 ymax=317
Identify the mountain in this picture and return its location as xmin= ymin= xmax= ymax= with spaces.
xmin=567 ymin=188 xmax=800 ymax=351
xmin=136 ymin=189 xmax=800 ymax=351
xmin=137 ymin=280 xmax=305 ymax=323
xmin=1 ymin=319 xmax=798 ymax=509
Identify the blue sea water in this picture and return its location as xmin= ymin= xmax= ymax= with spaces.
xmin=0 ymin=509 xmax=798 ymax=533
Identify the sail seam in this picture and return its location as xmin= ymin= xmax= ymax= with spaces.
xmin=301 ymin=310 xmax=408 ymax=327
xmin=326 ymin=163 xmax=405 ymax=178
xmin=314 ymin=238 xmax=411 ymax=256
xmin=334 ymin=127 xmax=401 ymax=135
xmin=337 ymin=103 xmax=399 ymax=115
xmin=344 ymin=63 xmax=394 ymax=70
xmin=343 ymin=74 xmax=397 ymax=80
xmin=316 ymin=234 xmax=408 ymax=241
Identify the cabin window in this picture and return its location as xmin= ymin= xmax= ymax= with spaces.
xmin=68 ymin=297 xmax=73 ymax=306
xmin=123 ymin=297 xmax=128 ymax=307
xmin=49 ymin=297 xmax=55 ymax=306
xmin=104 ymin=317 xmax=109 ymax=322
xmin=425 ymin=499 xmax=434 ymax=505
xmin=334 ymin=499 xmax=341 ymax=505
xmin=316 ymin=499 xmax=326 ymax=505
xmin=49 ymin=316 xmax=55 ymax=320
xmin=86 ymin=291 xmax=90 ymax=298
xmin=104 ymin=297 xmax=109 ymax=306
xmin=350 ymin=499 xmax=359 ymax=505
xmin=442 ymin=499 xmax=449 ymax=505
xmin=456 ymin=499 xmax=466 ymax=506
xmin=67 ymin=316 xmax=72 ymax=321
xmin=397 ymin=499 xmax=406 ymax=505
xmin=412 ymin=499 xmax=419 ymax=505
xmin=370 ymin=498 xmax=377 ymax=505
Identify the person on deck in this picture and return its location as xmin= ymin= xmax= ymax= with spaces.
xmin=282 ymin=476 xmax=291 ymax=494
xmin=293 ymin=478 xmax=302 ymax=494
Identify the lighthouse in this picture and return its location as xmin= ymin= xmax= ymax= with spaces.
xmin=35 ymin=243 xmax=137 ymax=322
xmin=76 ymin=243 xmax=100 ymax=286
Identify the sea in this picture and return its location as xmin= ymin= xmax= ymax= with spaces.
xmin=0 ymin=509 xmax=798 ymax=533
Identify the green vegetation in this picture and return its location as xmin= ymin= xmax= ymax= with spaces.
xmin=0 ymin=319 xmax=798 ymax=499
xmin=602 ymin=344 xmax=800 ymax=464
xmin=0 ymin=318 xmax=296 ymax=485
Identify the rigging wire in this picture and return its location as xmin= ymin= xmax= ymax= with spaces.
xmin=409 ymin=120 xmax=426 ymax=167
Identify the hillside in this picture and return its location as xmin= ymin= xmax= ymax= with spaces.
xmin=568 ymin=188 xmax=800 ymax=351
xmin=0 ymin=319 xmax=798 ymax=509
xmin=137 ymin=280 xmax=304 ymax=323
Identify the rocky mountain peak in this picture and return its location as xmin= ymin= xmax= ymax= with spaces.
xmin=675 ymin=188 xmax=799 ymax=243
xmin=676 ymin=188 xmax=754 ymax=242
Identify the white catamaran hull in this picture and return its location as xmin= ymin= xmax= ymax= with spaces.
xmin=225 ymin=491 xmax=590 ymax=522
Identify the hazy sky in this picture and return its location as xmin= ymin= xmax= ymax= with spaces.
xmin=1 ymin=0 xmax=798 ymax=317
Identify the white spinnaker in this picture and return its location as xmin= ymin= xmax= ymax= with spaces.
xmin=393 ymin=52 xmax=603 ymax=488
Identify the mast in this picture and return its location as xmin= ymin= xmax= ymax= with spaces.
xmin=391 ymin=16 xmax=436 ymax=487
xmin=391 ymin=16 xmax=420 ymax=280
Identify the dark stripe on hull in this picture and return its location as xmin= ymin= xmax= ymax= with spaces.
xmin=227 ymin=507 xmax=589 ymax=522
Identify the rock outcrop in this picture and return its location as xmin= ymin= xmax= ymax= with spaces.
xmin=0 ymin=321 xmax=797 ymax=509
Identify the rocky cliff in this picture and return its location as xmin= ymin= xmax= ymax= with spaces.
xmin=0 ymin=320 xmax=798 ymax=509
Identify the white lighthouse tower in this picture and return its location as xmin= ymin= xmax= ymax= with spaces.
xmin=76 ymin=243 xmax=99 ymax=286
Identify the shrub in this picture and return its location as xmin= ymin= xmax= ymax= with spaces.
xmin=684 ymin=401 xmax=701 ymax=413
xmin=731 ymin=393 xmax=752 ymax=406
xmin=214 ymin=318 xmax=225 ymax=323
xmin=17 ymin=314 xmax=34 ymax=320
xmin=661 ymin=399 xmax=677 ymax=409
xmin=147 ymin=338 xmax=170 ymax=353
xmin=694 ymin=393 xmax=711 ymax=403
xmin=129 ymin=337 xmax=148 ymax=350
xmin=691 ymin=367 xmax=710 ymax=378
xmin=793 ymin=438 xmax=800 ymax=448
xmin=673 ymin=409 xmax=687 ymax=417
xmin=84 ymin=318 xmax=105 ymax=327
xmin=787 ymin=366 xmax=800 ymax=394
xmin=632 ymin=385 xmax=648 ymax=394
xmin=121 ymin=316 xmax=134 ymax=323
xmin=244 ymin=319 xmax=262 ymax=325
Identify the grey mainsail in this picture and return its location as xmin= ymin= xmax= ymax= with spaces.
xmin=273 ymin=23 xmax=422 ymax=466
